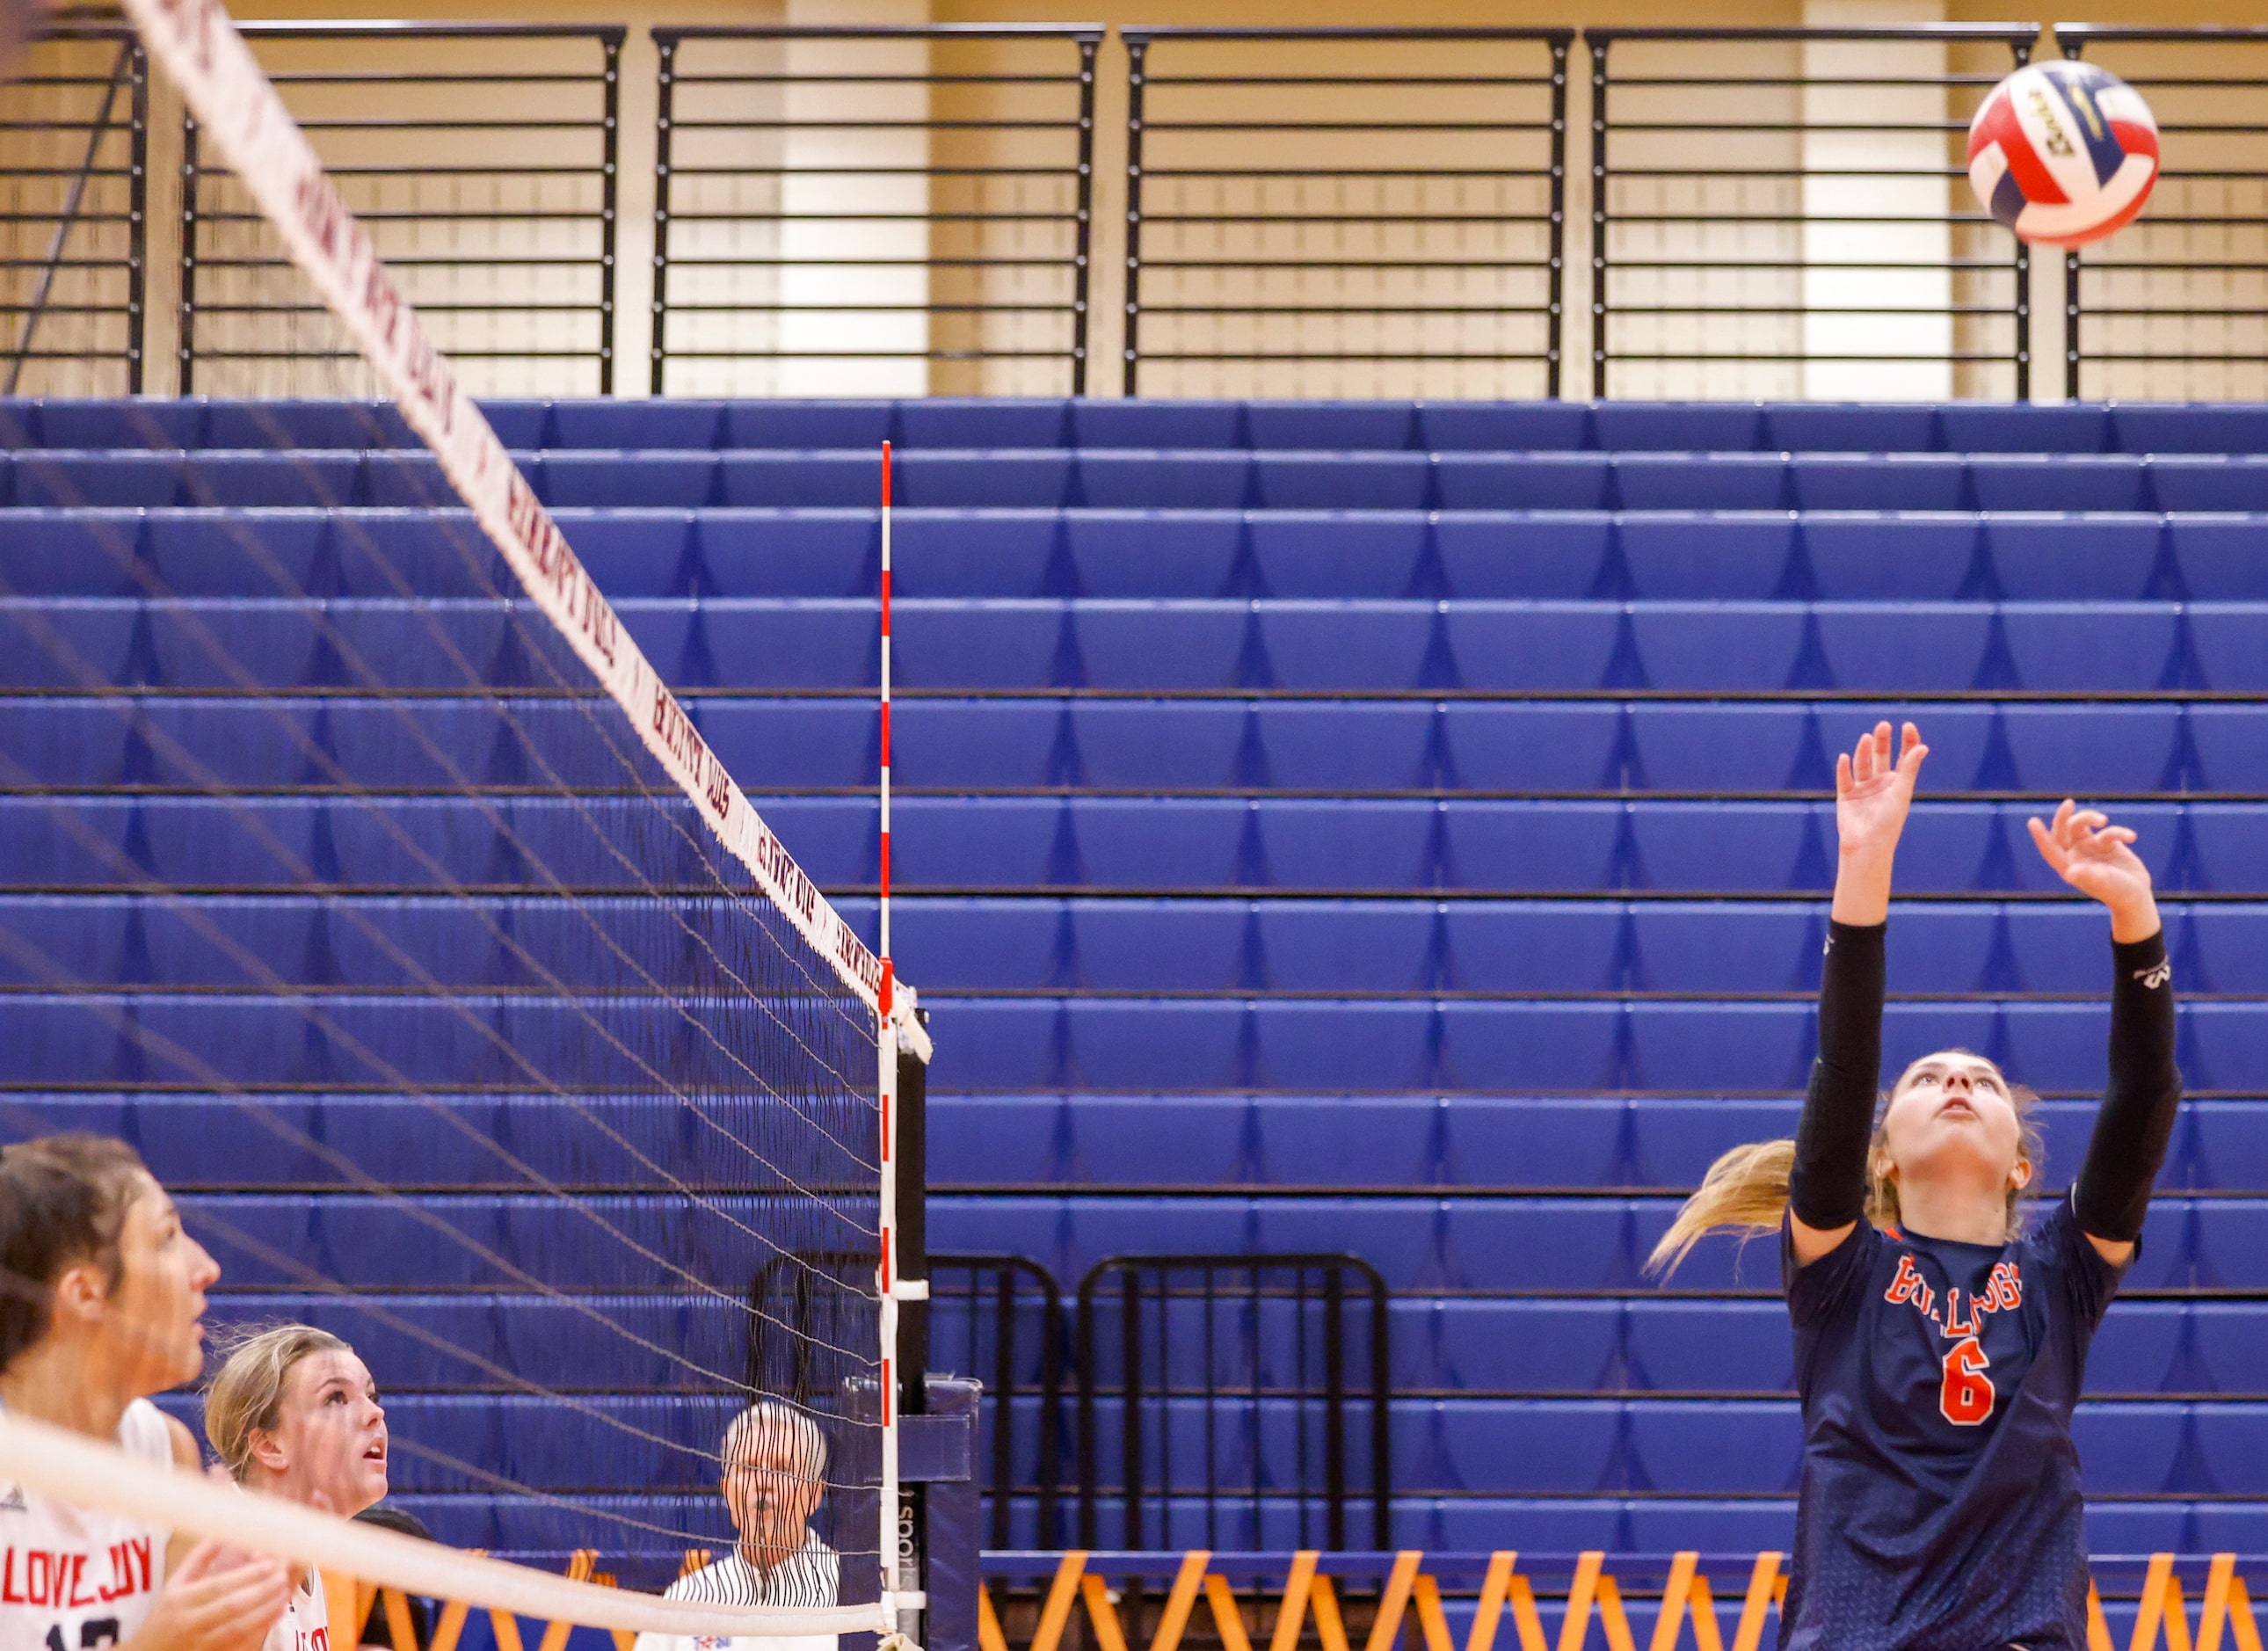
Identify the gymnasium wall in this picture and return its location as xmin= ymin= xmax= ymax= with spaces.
xmin=13 ymin=0 xmax=2262 ymax=398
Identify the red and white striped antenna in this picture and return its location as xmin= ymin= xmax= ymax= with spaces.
xmin=879 ymin=439 xmax=894 ymax=1045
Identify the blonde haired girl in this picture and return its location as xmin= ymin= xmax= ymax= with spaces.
xmin=1652 ymin=722 xmax=2179 ymax=1651
xmin=205 ymin=1327 xmax=389 ymax=1651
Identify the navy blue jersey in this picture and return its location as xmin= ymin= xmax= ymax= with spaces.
xmin=1779 ymin=1195 xmax=2129 ymax=1651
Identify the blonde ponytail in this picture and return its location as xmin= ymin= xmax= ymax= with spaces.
xmin=1646 ymin=1139 xmax=1799 ymax=1277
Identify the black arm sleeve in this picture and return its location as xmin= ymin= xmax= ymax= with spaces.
xmin=2072 ymin=927 xmax=2181 ymax=1244
xmin=1788 ymin=919 xmax=1886 ymax=1230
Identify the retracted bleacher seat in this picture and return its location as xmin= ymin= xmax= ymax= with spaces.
xmin=895 ymin=511 xmax=1061 ymax=596
xmin=1254 ymin=452 xmax=1435 ymax=510
xmin=1982 ymin=513 xmax=2164 ymax=600
xmin=1434 ymin=454 xmax=1614 ymax=510
xmin=2192 ymin=706 xmax=2268 ymax=789
xmin=1259 ymin=702 xmax=1436 ymax=789
xmin=1254 ymin=601 xmax=1443 ymax=689
xmin=1065 ymin=512 xmax=1243 ymax=596
xmin=1072 ymin=600 xmax=1248 ymax=687
xmin=1433 ymin=513 xmax=1616 ymax=598
xmin=1077 ymin=450 xmax=1248 ymax=509
xmin=11 ymin=398 xmax=2268 ymax=1564
xmin=1441 ymin=705 xmax=1625 ymax=791
xmin=699 ymin=698 xmax=876 ymax=788
xmin=683 ymin=509 xmax=876 ymax=596
xmin=1061 ymin=702 xmax=1239 ymax=788
xmin=2169 ymin=515 xmax=2268 ymax=599
xmin=1972 ymin=455 xmax=2155 ymax=513
xmin=1801 ymin=513 xmax=1982 ymax=599
xmin=1247 ymin=513 xmax=1432 ymax=596
xmin=1614 ymin=454 xmax=1792 ymax=512
xmin=1616 ymin=513 xmax=1799 ymax=598
xmin=1250 ymin=800 xmax=1434 ymax=891
xmin=2189 ymin=605 xmax=2268 ymax=690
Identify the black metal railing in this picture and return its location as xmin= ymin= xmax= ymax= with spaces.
xmin=178 ymin=23 xmax=621 ymax=398
xmin=929 ymin=1254 xmax=1066 ymax=1551
xmin=650 ymin=25 xmax=1101 ymax=399
xmin=1588 ymin=25 xmax=2040 ymax=402
xmin=1076 ymin=1253 xmax=1391 ymax=1554
xmin=11 ymin=20 xmax=2268 ymax=402
xmin=1121 ymin=27 xmax=1570 ymax=401
xmin=1 ymin=23 xmax=145 ymax=396
xmin=2058 ymin=25 xmax=2268 ymax=402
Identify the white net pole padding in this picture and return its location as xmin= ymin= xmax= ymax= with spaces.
xmin=874 ymin=441 xmax=924 ymax=1625
xmin=103 ymin=0 xmax=928 ymax=1629
xmin=0 ymin=1413 xmax=888 ymax=1639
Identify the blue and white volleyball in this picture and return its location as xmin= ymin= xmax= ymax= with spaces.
xmin=1967 ymin=61 xmax=2159 ymax=249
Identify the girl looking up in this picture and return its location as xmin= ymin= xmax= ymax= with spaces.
xmin=1652 ymin=722 xmax=2180 ymax=1651
xmin=0 ymin=1134 xmax=290 ymax=1651
xmin=205 ymin=1327 xmax=390 ymax=1651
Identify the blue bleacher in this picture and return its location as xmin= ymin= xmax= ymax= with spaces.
xmin=146 ymin=1284 xmax=2263 ymax=1403
xmin=3 ymin=396 xmax=2264 ymax=1565
xmin=26 ymin=694 xmax=2266 ymax=796
xmin=15 ymin=507 xmax=2268 ymax=606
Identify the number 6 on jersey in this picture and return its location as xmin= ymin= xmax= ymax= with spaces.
xmin=1940 ymin=1337 xmax=1995 ymax=1425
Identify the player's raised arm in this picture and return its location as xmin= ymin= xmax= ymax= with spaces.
xmin=1648 ymin=721 xmax=1930 ymax=1276
xmin=1785 ymin=721 xmax=1929 ymax=1263
xmin=2029 ymin=801 xmax=2179 ymax=1267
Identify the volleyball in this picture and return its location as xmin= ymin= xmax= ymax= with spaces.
xmin=1966 ymin=61 xmax=2159 ymax=248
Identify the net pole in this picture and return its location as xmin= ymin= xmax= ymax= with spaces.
xmin=877 ymin=439 xmax=902 ymax=1619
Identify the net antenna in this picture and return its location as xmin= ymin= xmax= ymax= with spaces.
xmin=0 ymin=0 xmax=933 ymax=1631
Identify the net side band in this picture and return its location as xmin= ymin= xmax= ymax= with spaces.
xmin=119 ymin=0 xmax=928 ymax=1066
xmin=0 ymin=1414 xmax=891 ymax=1639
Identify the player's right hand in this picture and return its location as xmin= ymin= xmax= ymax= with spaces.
xmin=124 ymin=1537 xmax=292 ymax=1651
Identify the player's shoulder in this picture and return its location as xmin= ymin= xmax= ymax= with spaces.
xmin=128 ymin=1397 xmax=196 ymax=1468
xmin=2017 ymin=1193 xmax=2090 ymax=1267
xmin=662 ymin=1556 xmax=744 ymax=1602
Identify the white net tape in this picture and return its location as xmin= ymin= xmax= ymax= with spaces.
xmin=0 ymin=1413 xmax=884 ymax=1639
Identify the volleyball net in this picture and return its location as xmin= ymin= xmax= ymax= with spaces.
xmin=0 ymin=0 xmax=925 ymax=1633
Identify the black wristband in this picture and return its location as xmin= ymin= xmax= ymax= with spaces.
xmin=1789 ymin=919 xmax=1886 ymax=1230
xmin=2073 ymin=927 xmax=2180 ymax=1245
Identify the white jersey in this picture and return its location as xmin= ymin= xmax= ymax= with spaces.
xmin=629 ymin=1536 xmax=838 ymax=1651
xmin=0 ymin=1398 xmax=174 ymax=1651
xmin=264 ymin=1568 xmax=328 ymax=1651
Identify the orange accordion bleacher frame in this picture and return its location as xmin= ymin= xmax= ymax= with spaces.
xmin=977 ymin=1552 xmax=2265 ymax=1651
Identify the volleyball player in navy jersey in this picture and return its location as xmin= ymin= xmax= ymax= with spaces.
xmin=1651 ymin=722 xmax=2180 ymax=1651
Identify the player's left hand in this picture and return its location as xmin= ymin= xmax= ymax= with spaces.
xmin=2027 ymin=798 xmax=2161 ymax=941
